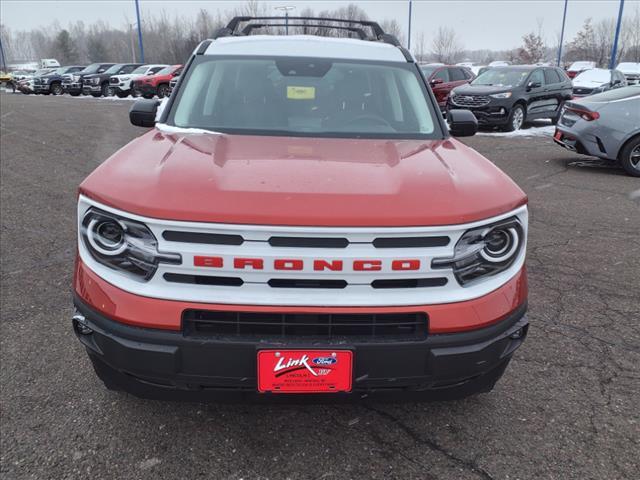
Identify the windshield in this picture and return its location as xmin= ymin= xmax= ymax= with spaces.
xmin=420 ymin=65 xmax=440 ymax=77
xmin=169 ymin=57 xmax=439 ymax=139
xmin=132 ymin=66 xmax=148 ymax=74
xmin=104 ymin=64 xmax=125 ymax=74
xmin=616 ymin=63 xmax=640 ymax=72
xmin=575 ymin=69 xmax=610 ymax=83
xmin=586 ymin=85 xmax=640 ymax=102
xmin=80 ymin=64 xmax=101 ymax=74
xmin=472 ymin=69 xmax=529 ymax=87
xmin=569 ymin=62 xmax=594 ymax=70
xmin=156 ymin=66 xmax=174 ymax=75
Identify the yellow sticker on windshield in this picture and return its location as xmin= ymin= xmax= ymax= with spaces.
xmin=287 ymin=86 xmax=316 ymax=100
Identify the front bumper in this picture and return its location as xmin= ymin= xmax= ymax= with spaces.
xmin=73 ymin=295 xmax=528 ymax=402
xmin=447 ymin=100 xmax=512 ymax=126
xmin=83 ymin=84 xmax=102 ymax=94
xmin=33 ymin=84 xmax=50 ymax=92
xmin=136 ymin=83 xmax=157 ymax=96
xmin=63 ymin=82 xmax=81 ymax=93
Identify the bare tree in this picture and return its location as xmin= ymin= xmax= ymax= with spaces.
xmin=518 ymin=31 xmax=545 ymax=64
xmin=431 ymin=26 xmax=463 ymax=64
xmin=414 ymin=32 xmax=427 ymax=63
xmin=380 ymin=19 xmax=405 ymax=45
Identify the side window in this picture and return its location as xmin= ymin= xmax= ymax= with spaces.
xmin=120 ymin=65 xmax=136 ymax=74
xmin=433 ymin=68 xmax=449 ymax=82
xmin=101 ymin=64 xmax=113 ymax=71
xmin=528 ymin=69 xmax=545 ymax=86
xmin=449 ymin=68 xmax=466 ymax=81
xmin=557 ymin=68 xmax=570 ymax=83
xmin=149 ymin=67 xmax=164 ymax=74
xmin=544 ymin=69 xmax=561 ymax=84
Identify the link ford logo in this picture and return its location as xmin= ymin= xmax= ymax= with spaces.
xmin=273 ymin=354 xmax=336 ymax=377
xmin=313 ymin=356 xmax=337 ymax=366
xmin=194 ymin=256 xmax=424 ymax=271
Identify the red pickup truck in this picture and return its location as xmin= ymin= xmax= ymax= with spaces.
xmin=73 ymin=17 xmax=529 ymax=402
xmin=133 ymin=64 xmax=183 ymax=98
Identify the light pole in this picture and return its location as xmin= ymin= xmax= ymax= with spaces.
xmin=274 ymin=6 xmax=296 ymax=35
xmin=557 ymin=0 xmax=569 ymax=67
xmin=407 ymin=0 xmax=413 ymax=50
xmin=609 ymin=0 xmax=625 ymax=69
xmin=129 ymin=24 xmax=137 ymax=62
xmin=134 ymin=0 xmax=145 ymax=63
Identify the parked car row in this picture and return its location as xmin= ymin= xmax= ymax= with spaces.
xmin=3 ymin=62 xmax=182 ymax=99
xmin=420 ymin=62 xmax=633 ymax=132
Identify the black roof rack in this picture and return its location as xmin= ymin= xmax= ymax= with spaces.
xmin=214 ymin=16 xmax=401 ymax=48
xmin=241 ymin=23 xmax=368 ymax=40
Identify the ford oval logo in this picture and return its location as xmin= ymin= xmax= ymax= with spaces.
xmin=313 ymin=356 xmax=337 ymax=366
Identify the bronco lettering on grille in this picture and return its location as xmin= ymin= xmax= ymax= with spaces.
xmin=193 ymin=256 xmax=425 ymax=271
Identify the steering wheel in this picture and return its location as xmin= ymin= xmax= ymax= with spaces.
xmin=340 ymin=114 xmax=393 ymax=128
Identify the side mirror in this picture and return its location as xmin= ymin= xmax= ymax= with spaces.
xmin=430 ymin=77 xmax=444 ymax=85
xmin=447 ymin=109 xmax=478 ymax=137
xmin=130 ymin=99 xmax=159 ymax=127
xmin=612 ymin=79 xmax=622 ymax=85
xmin=98 ymin=69 xmax=105 ymax=73
xmin=527 ymin=81 xmax=541 ymax=90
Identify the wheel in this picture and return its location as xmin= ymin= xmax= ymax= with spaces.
xmin=51 ymin=83 xmax=64 ymax=95
xmin=69 ymin=91 xmax=80 ymax=96
xmin=143 ymin=94 xmax=154 ymax=99
xmin=91 ymin=92 xmax=101 ymax=97
xmin=157 ymin=83 xmax=170 ymax=98
xmin=551 ymin=101 xmax=565 ymax=125
xmin=116 ymin=91 xmax=129 ymax=98
xmin=101 ymin=83 xmax=112 ymax=97
xmin=619 ymin=136 xmax=640 ymax=177
xmin=504 ymin=104 xmax=525 ymax=131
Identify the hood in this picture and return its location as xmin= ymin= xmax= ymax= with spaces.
xmin=453 ymin=84 xmax=515 ymax=95
xmin=573 ymin=77 xmax=608 ymax=88
xmin=80 ymin=131 xmax=527 ymax=227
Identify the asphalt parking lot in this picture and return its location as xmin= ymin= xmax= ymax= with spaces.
xmin=1 ymin=92 xmax=639 ymax=480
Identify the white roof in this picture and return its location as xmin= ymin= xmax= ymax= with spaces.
xmin=203 ymin=35 xmax=407 ymax=62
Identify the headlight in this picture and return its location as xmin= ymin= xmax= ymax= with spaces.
xmin=81 ymin=208 xmax=181 ymax=281
xmin=432 ymin=217 xmax=524 ymax=286
xmin=73 ymin=75 xmax=80 ymax=82
xmin=121 ymin=77 xmax=130 ymax=81
xmin=449 ymin=90 xmax=457 ymax=97
xmin=490 ymin=92 xmax=512 ymax=99
xmin=92 ymin=78 xmax=100 ymax=85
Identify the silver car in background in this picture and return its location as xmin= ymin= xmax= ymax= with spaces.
xmin=553 ymin=86 xmax=640 ymax=177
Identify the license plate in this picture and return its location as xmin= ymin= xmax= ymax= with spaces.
xmin=257 ymin=350 xmax=352 ymax=393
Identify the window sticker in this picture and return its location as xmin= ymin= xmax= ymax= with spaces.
xmin=287 ymin=86 xmax=316 ymax=100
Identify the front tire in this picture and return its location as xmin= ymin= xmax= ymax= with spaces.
xmin=69 ymin=91 xmax=80 ymax=96
xmin=157 ymin=83 xmax=170 ymax=98
xmin=116 ymin=91 xmax=129 ymax=98
xmin=51 ymin=83 xmax=64 ymax=96
xmin=504 ymin=104 xmax=525 ymax=132
xmin=101 ymin=83 xmax=112 ymax=97
xmin=619 ymin=137 xmax=640 ymax=177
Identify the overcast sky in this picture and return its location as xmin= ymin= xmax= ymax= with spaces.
xmin=1 ymin=0 xmax=637 ymax=51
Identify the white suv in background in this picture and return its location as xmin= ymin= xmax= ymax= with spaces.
xmin=110 ymin=64 xmax=167 ymax=98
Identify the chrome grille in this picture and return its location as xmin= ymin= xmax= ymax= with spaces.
xmin=452 ymin=95 xmax=490 ymax=107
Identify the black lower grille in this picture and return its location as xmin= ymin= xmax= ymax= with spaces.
xmin=183 ymin=310 xmax=428 ymax=341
